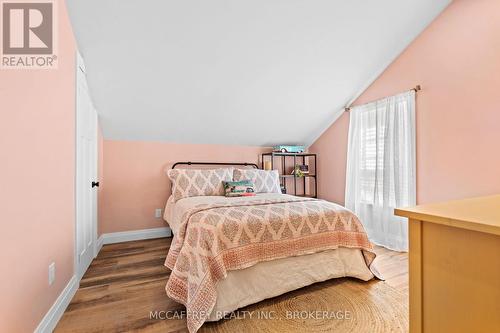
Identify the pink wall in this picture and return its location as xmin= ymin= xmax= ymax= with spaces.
xmin=310 ymin=0 xmax=500 ymax=205
xmin=98 ymin=125 xmax=105 ymax=234
xmin=309 ymin=113 xmax=350 ymax=205
xmin=0 ymin=2 xmax=77 ymax=332
xmin=99 ymin=140 xmax=270 ymax=234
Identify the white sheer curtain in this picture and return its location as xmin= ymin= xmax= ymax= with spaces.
xmin=345 ymin=90 xmax=416 ymax=251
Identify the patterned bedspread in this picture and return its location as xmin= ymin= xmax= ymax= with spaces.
xmin=164 ymin=197 xmax=375 ymax=332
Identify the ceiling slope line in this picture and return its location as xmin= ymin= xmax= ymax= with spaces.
xmin=305 ymin=1 xmax=452 ymax=148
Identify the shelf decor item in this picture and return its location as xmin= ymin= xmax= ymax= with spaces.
xmin=261 ymin=151 xmax=317 ymax=198
xmin=291 ymin=164 xmax=309 ymax=177
xmin=299 ymin=164 xmax=309 ymax=174
xmin=272 ymin=145 xmax=306 ymax=153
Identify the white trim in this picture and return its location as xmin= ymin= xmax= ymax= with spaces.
xmin=34 ymin=275 xmax=78 ymax=333
xmin=100 ymin=227 xmax=172 ymax=245
xmin=73 ymin=50 xmax=78 ymax=292
xmin=77 ymin=51 xmax=86 ymax=73
xmin=75 ymin=52 xmax=98 ymax=281
xmin=94 ymin=235 xmax=104 ymax=257
xmin=35 ymin=227 xmax=171 ymax=332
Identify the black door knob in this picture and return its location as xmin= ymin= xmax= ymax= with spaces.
xmin=92 ymin=181 xmax=100 ymax=188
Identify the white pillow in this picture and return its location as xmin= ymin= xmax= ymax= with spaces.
xmin=233 ymin=169 xmax=281 ymax=194
xmin=167 ymin=168 xmax=233 ymax=201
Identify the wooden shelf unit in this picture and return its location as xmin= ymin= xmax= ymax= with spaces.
xmin=261 ymin=152 xmax=317 ymax=198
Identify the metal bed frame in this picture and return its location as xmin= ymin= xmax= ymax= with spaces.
xmin=172 ymin=161 xmax=259 ymax=169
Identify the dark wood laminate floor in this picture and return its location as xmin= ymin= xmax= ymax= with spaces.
xmin=56 ymin=237 xmax=408 ymax=333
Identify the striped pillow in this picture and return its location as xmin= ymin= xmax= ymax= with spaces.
xmin=167 ymin=168 xmax=233 ymax=201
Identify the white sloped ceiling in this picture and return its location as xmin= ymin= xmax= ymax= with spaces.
xmin=66 ymin=0 xmax=450 ymax=146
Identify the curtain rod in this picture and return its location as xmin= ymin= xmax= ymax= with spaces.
xmin=344 ymin=85 xmax=421 ymax=112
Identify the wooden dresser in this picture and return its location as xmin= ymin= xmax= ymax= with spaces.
xmin=395 ymin=195 xmax=500 ymax=333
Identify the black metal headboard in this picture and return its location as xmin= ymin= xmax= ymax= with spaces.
xmin=172 ymin=161 xmax=259 ymax=169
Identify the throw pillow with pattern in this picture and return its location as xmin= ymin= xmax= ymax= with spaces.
xmin=233 ymin=169 xmax=281 ymax=194
xmin=223 ymin=180 xmax=256 ymax=197
xmin=167 ymin=168 xmax=233 ymax=201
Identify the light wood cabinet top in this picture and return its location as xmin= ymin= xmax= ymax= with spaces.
xmin=395 ymin=194 xmax=500 ymax=236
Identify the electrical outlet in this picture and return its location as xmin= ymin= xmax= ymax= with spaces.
xmin=48 ymin=262 xmax=55 ymax=285
xmin=155 ymin=208 xmax=162 ymax=218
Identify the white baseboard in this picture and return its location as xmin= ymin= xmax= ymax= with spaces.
xmin=34 ymin=275 xmax=78 ymax=333
xmin=94 ymin=236 xmax=104 ymax=258
xmin=99 ymin=227 xmax=172 ymax=246
xmin=35 ymin=227 xmax=171 ymax=332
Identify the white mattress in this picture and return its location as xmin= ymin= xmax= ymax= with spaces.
xmin=164 ymin=193 xmax=374 ymax=321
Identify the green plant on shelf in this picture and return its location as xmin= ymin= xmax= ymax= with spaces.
xmin=292 ymin=164 xmax=305 ymax=177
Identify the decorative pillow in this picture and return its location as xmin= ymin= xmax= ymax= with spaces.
xmin=233 ymin=169 xmax=281 ymax=194
xmin=167 ymin=168 xmax=233 ymax=201
xmin=223 ymin=180 xmax=256 ymax=197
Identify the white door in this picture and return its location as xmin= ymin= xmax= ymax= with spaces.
xmin=76 ymin=53 xmax=98 ymax=280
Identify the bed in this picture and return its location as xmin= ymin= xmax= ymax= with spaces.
xmin=163 ymin=162 xmax=378 ymax=333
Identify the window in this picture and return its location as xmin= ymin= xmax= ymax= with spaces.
xmin=345 ymin=91 xmax=416 ymax=251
